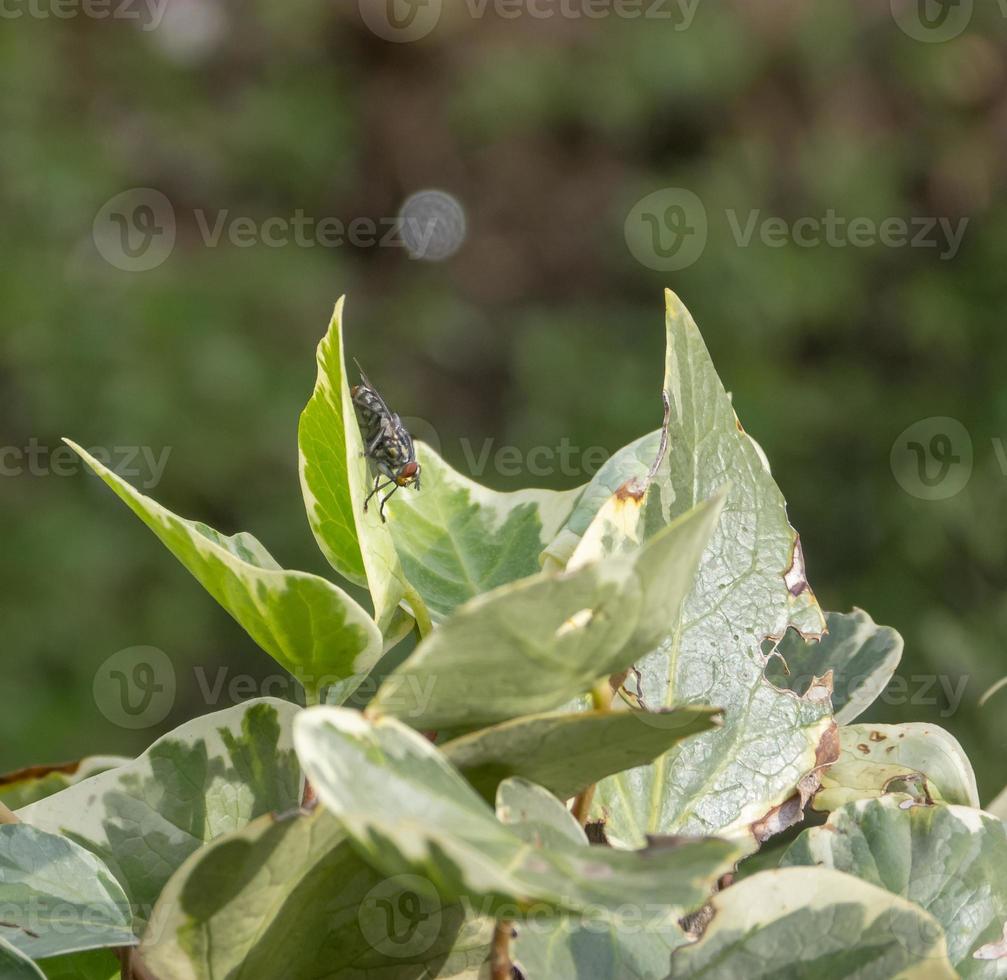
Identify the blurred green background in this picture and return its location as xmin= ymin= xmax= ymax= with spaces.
xmin=2 ymin=0 xmax=1006 ymax=801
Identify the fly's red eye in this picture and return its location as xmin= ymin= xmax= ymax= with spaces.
xmin=400 ymin=461 xmax=419 ymax=479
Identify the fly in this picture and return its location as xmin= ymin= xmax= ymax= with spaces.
xmin=351 ymin=359 xmax=421 ymax=522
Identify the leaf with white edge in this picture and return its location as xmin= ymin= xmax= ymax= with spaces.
xmin=576 ymin=291 xmax=831 ymax=851
xmin=66 ymin=439 xmax=381 ymax=701
xmin=666 ymin=866 xmax=956 ymax=979
xmin=386 ymin=441 xmax=584 ymax=622
xmin=0 ymin=938 xmax=44 ymax=980
xmin=298 ymin=298 xmax=412 ymax=632
xmin=0 ymin=825 xmax=134 ymax=959
xmin=17 ymin=699 xmax=301 ymax=920
xmin=816 ymin=722 xmax=980 ymax=812
xmin=371 ymin=492 xmax=725 ymax=731
xmin=442 ymin=706 xmax=720 ymax=803
xmin=542 ymin=430 xmax=659 ymax=571
xmin=142 ymin=806 xmax=493 ymax=980
xmin=989 ymin=786 xmax=1007 ymax=822
xmin=782 ymin=796 xmax=1007 ymax=976
xmin=0 ymin=757 xmax=128 ymax=810
xmin=294 ymin=707 xmax=741 ymax=919
xmin=495 ymin=777 xmax=587 ymax=849
xmin=765 ymin=608 xmax=903 ymax=724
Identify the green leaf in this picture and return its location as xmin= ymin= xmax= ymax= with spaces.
xmin=0 ymin=939 xmax=44 ymax=980
xmin=541 ymin=430 xmax=659 ymax=571
xmin=298 ymin=297 xmax=412 ymax=632
xmin=782 ymin=797 xmax=1007 ymax=976
xmin=514 ymin=917 xmax=686 ymax=980
xmin=386 ymin=441 xmax=584 ymax=622
xmin=38 ymin=949 xmax=118 ymax=980
xmin=0 ymin=824 xmax=134 ymax=958
xmin=582 ymin=291 xmax=831 ymax=850
xmin=66 ymin=439 xmax=381 ymax=700
xmin=665 ymin=867 xmax=956 ymax=979
xmin=495 ymin=777 xmax=587 ymax=849
xmin=816 ymin=722 xmax=980 ymax=812
xmin=498 ymin=778 xmax=692 ymax=979
xmin=294 ymin=706 xmax=741 ymax=919
xmin=16 ymin=699 xmax=301 ymax=920
xmin=766 ymin=608 xmax=903 ymax=724
xmin=371 ymin=491 xmax=725 ymax=731
xmin=141 ymin=807 xmax=493 ymax=980
xmin=0 ymin=758 xmax=128 ymax=810
xmin=442 ymin=705 xmax=720 ymax=803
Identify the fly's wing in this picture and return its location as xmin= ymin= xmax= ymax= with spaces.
xmin=352 ymin=358 xmax=395 ymax=417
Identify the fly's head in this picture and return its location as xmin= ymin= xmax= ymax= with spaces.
xmin=395 ymin=459 xmax=421 ymax=491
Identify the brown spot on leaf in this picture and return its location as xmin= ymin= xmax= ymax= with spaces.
xmin=679 ymin=873 xmax=733 ymax=939
xmin=614 ymin=478 xmax=647 ymax=503
xmin=804 ymin=671 xmax=834 ymax=703
xmin=784 ymin=535 xmax=812 ymax=598
xmin=752 ymin=722 xmax=838 ymax=843
xmin=815 ymin=724 xmax=841 ymax=769
xmin=857 ymin=743 xmax=870 ymax=754
xmin=869 ymin=731 xmax=886 ymax=742
xmin=0 ymin=760 xmax=82 ymax=787
xmin=0 ymin=921 xmax=40 ymax=939
xmin=680 ymin=903 xmax=716 ymax=938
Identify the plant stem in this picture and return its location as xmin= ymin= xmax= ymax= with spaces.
xmin=571 ymin=679 xmax=614 ymax=825
xmin=115 ymin=947 xmax=158 ymax=980
xmin=403 ymin=584 xmax=434 ymax=638
xmin=591 ymin=679 xmax=614 ymax=712
xmin=490 ymin=919 xmax=513 ymax=980
xmin=300 ymin=684 xmax=321 ymax=807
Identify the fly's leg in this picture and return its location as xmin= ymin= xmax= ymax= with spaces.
xmin=359 ymin=432 xmax=383 ymax=460
xmin=363 ymin=476 xmax=394 ymax=513
xmin=378 ymin=483 xmax=401 ymax=523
